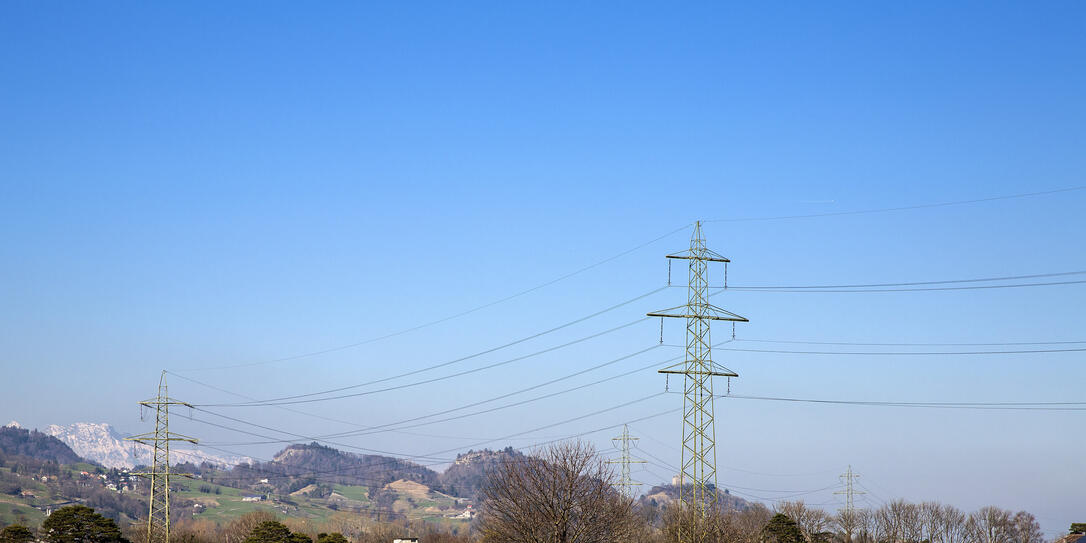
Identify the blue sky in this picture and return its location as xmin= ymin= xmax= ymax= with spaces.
xmin=2 ymin=1 xmax=1084 ymax=536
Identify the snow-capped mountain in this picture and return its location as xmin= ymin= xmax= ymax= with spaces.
xmin=43 ymin=422 xmax=250 ymax=469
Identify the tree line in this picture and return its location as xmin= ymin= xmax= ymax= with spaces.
xmin=1 ymin=440 xmax=1075 ymax=543
xmin=474 ymin=441 xmax=1065 ymax=543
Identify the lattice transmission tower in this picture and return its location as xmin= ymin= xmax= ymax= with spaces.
xmin=606 ymin=424 xmax=645 ymax=497
xmin=126 ymin=371 xmax=197 ymax=543
xmin=648 ymin=221 xmax=747 ymax=534
xmin=835 ymin=465 xmax=865 ymax=520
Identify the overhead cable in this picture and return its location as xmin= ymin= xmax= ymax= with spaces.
xmin=720 ymin=394 xmax=1086 ymax=411
xmin=201 ymin=317 xmax=649 ymax=407
xmin=703 ymin=185 xmax=1086 ymax=223
xmin=716 ymin=346 xmax=1086 ymax=355
xmin=735 ymin=338 xmax=1086 ymax=347
xmin=201 ymin=286 xmax=664 ymax=406
xmin=174 ymin=226 xmax=690 ymax=372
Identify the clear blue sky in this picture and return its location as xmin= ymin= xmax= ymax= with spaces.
xmin=2 ymin=1 xmax=1084 ymax=536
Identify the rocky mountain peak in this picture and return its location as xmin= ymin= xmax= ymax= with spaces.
xmin=43 ymin=421 xmax=250 ymax=469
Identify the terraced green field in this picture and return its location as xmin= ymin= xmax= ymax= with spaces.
xmin=0 ymin=464 xmax=473 ymax=532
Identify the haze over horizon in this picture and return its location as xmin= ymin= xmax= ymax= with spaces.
xmin=2 ymin=2 xmax=1084 ymax=538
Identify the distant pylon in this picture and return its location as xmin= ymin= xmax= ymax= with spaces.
xmin=606 ymin=424 xmax=645 ymax=497
xmin=835 ymin=465 xmax=864 ymax=516
xmin=648 ymin=221 xmax=747 ymax=540
xmin=125 ymin=371 xmax=197 ymax=543
xmin=835 ymin=464 xmax=865 ymax=542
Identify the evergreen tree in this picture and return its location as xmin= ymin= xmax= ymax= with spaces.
xmin=316 ymin=534 xmax=348 ymax=543
xmin=762 ymin=513 xmax=805 ymax=543
xmin=40 ymin=505 xmax=128 ymax=542
xmin=242 ymin=521 xmax=311 ymax=543
xmin=0 ymin=525 xmax=35 ymax=543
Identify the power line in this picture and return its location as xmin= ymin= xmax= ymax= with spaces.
xmin=189 ymin=409 xmax=447 ymax=462
xmin=632 ymin=430 xmax=836 ymax=479
xmin=174 ymin=226 xmax=690 ymax=372
xmin=168 ymin=370 xmax=513 ymax=443
xmin=177 ymin=341 xmax=719 ymax=449
xmin=855 ymin=481 xmax=891 ymax=507
xmin=703 ymin=185 xmax=1086 ymax=223
xmin=392 ymin=392 xmax=672 ymax=460
xmin=637 ymin=456 xmax=840 ymax=501
xmin=181 ymin=401 xmax=683 ymax=486
xmin=725 ymin=279 xmax=1086 ymax=293
xmin=201 ymin=345 xmax=671 ymax=445
xmin=199 ymin=317 xmax=650 ymax=407
xmin=200 ymin=287 xmax=664 ymax=406
xmin=712 ymin=347 xmax=1086 ymax=356
xmin=716 ymin=346 xmax=1086 ymax=355
xmin=181 ymin=341 xmax=729 ymax=449
xmin=309 ymin=349 xmax=668 ymax=441
xmin=725 ymin=270 xmax=1086 ymax=290
xmin=188 ymin=391 xmax=673 ymax=471
xmin=735 ymin=338 xmax=1086 ymax=347
xmin=720 ymin=394 xmax=1086 ymax=411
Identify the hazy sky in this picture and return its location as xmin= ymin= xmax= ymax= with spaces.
xmin=2 ymin=2 xmax=1084 ymax=537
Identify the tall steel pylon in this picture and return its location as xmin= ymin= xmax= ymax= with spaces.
xmin=835 ymin=465 xmax=864 ymax=520
xmin=648 ymin=221 xmax=747 ymax=538
xmin=125 ymin=371 xmax=197 ymax=543
xmin=606 ymin=424 xmax=645 ymax=498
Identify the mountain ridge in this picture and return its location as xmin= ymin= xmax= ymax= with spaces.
xmin=43 ymin=422 xmax=251 ymax=469
xmin=0 ymin=425 xmax=82 ymax=464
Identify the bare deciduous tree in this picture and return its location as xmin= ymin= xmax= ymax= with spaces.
xmin=779 ymin=501 xmax=833 ymax=543
xmin=934 ymin=504 xmax=971 ymax=543
xmin=835 ymin=509 xmax=860 ymax=543
xmin=660 ymin=503 xmax=739 ymax=543
xmin=223 ymin=512 xmax=279 ymax=543
xmin=860 ymin=507 xmax=885 ymax=543
xmin=920 ymin=502 xmax=942 ymax=543
xmin=970 ymin=506 xmax=1013 ymax=543
xmin=478 ymin=441 xmax=637 ymax=543
xmin=734 ymin=504 xmax=774 ymax=543
xmin=1010 ymin=512 xmax=1044 ymax=543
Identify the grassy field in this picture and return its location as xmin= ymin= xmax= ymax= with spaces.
xmin=0 ymin=466 xmax=61 ymax=527
xmin=0 ymin=464 xmax=472 ymax=532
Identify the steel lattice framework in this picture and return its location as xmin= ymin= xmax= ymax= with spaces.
xmin=835 ymin=465 xmax=864 ymax=520
xmin=606 ymin=424 xmax=645 ymax=497
xmin=125 ymin=371 xmax=197 ymax=543
xmin=648 ymin=221 xmax=747 ymax=541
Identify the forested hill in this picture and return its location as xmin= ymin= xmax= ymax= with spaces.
xmin=438 ymin=447 xmax=526 ymax=499
xmin=206 ymin=444 xmax=528 ymax=500
xmin=0 ymin=426 xmax=83 ymax=464
xmin=225 ymin=442 xmax=440 ymax=493
xmin=639 ymin=482 xmax=752 ymax=512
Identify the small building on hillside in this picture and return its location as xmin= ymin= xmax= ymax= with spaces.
xmin=393 ymin=538 xmax=419 ymax=543
xmin=449 ymin=506 xmax=474 ymax=520
xmin=241 ymin=495 xmax=266 ymax=502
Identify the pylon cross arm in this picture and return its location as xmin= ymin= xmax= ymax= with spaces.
xmin=647 ymin=304 xmax=748 ymax=322
xmin=665 ymin=248 xmax=731 ymax=263
xmin=125 ymin=433 xmax=198 ymax=444
xmin=139 ymin=398 xmax=194 ymax=408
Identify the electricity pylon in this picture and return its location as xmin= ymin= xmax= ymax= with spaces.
xmin=648 ymin=221 xmax=747 ymax=539
xmin=125 ymin=371 xmax=197 ymax=543
xmin=835 ymin=465 xmax=864 ymax=519
xmin=606 ymin=424 xmax=645 ymax=498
